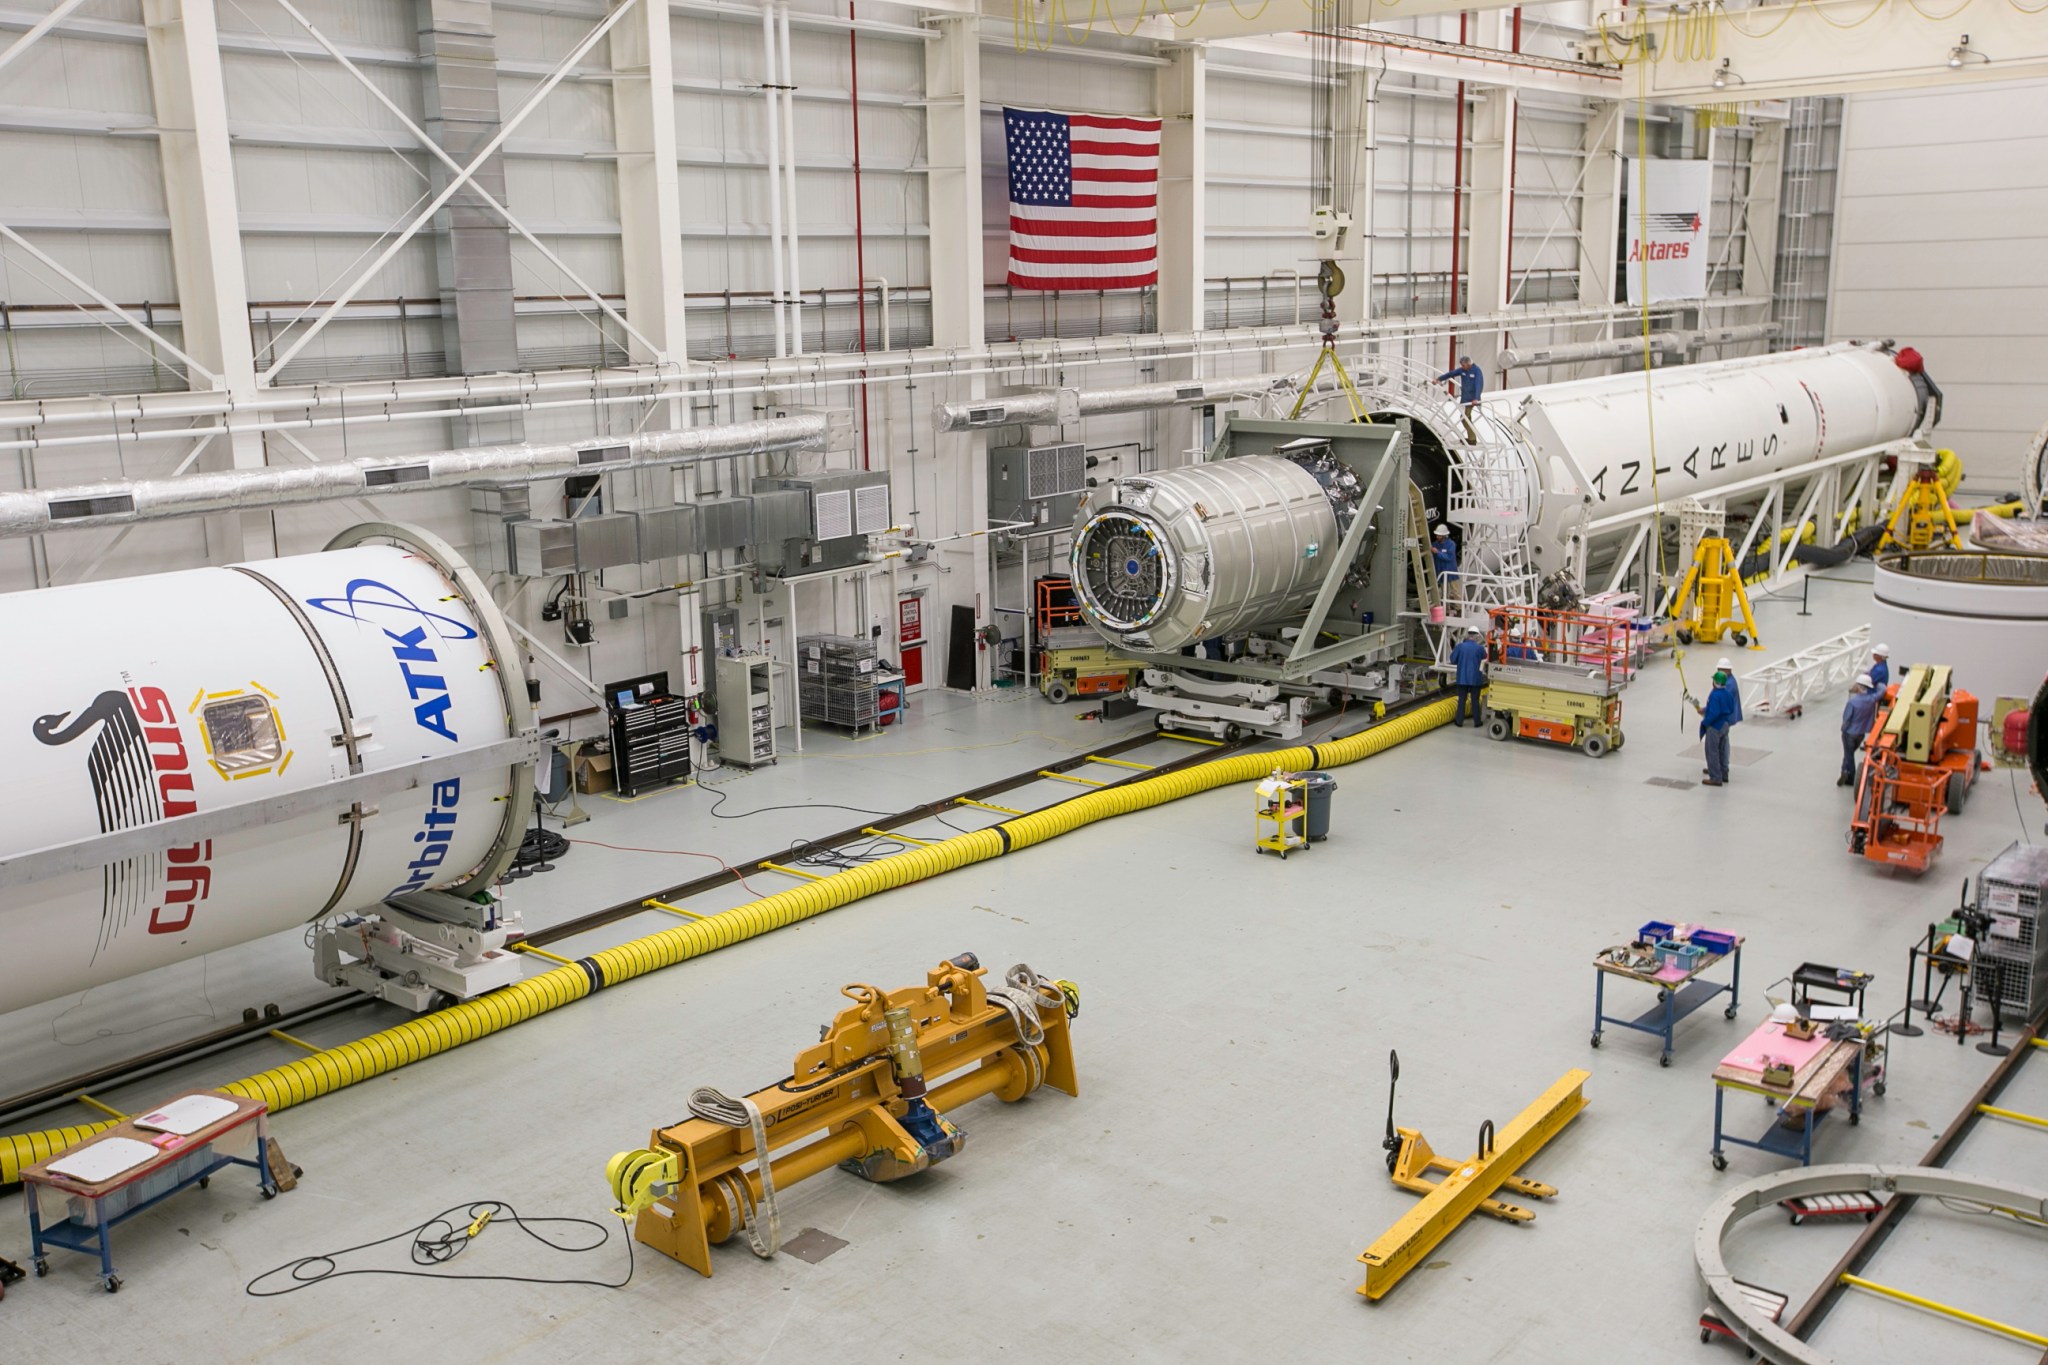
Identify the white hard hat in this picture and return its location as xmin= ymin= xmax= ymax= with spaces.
xmin=1434 ymin=524 xmax=1450 ymax=536
xmin=1854 ymin=672 xmax=1874 ymax=689
xmin=1716 ymin=657 xmax=1733 ymax=670
xmin=1873 ymin=643 xmax=1890 ymax=657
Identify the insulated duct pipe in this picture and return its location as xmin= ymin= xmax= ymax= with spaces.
xmin=1688 ymin=323 xmax=1782 ymax=350
xmin=0 ymin=413 xmax=836 ymax=536
xmin=1497 ymin=334 xmax=1684 ymax=369
xmin=935 ymin=371 xmax=1328 ymax=433
xmin=0 ymin=696 xmax=1454 ymax=1183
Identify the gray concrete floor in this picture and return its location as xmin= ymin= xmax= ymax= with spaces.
xmin=5 ymin=569 xmax=2047 ymax=1364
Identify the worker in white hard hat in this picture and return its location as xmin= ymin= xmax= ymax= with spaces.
xmin=1839 ymin=673 xmax=1882 ymax=787
xmin=1717 ymin=656 xmax=1744 ymax=724
xmin=1868 ymin=643 xmax=1891 ymax=693
xmin=1431 ymin=524 xmax=1462 ymax=606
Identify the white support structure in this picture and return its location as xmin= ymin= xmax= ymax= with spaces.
xmin=1590 ymin=442 xmax=1900 ymax=606
xmin=1740 ymin=120 xmax=1784 ymax=308
xmin=609 ymin=0 xmax=689 ymax=369
xmin=1155 ymin=42 xmax=1205 ymax=462
xmin=1332 ymin=64 xmax=1374 ymax=329
xmin=140 ymin=0 xmax=270 ymax=561
xmin=1577 ymin=101 xmax=1624 ymax=316
xmin=1743 ymin=624 xmax=1871 ymax=720
xmin=923 ymin=13 xmax=992 ymax=689
xmin=1154 ymin=44 xmax=1205 ymax=334
xmin=1463 ymin=84 xmax=1517 ymax=375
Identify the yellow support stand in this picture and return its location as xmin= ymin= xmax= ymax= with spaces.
xmin=1357 ymin=1067 xmax=1590 ymax=1301
xmin=1880 ymin=465 xmax=1962 ymax=552
xmin=1668 ymin=535 xmax=1761 ymax=648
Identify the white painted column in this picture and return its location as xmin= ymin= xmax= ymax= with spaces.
xmin=1332 ymin=65 xmax=1375 ymax=328
xmin=610 ymin=0 xmax=689 ymax=371
xmin=1154 ymin=43 xmax=1205 ymax=333
xmin=140 ymin=0 xmax=271 ymax=560
xmin=1155 ymin=44 xmax=1205 ymax=463
xmin=1742 ymin=119 xmax=1784 ymax=317
xmin=1578 ymin=100 xmax=1624 ymax=319
xmin=1464 ymin=84 xmax=1516 ymax=375
xmin=922 ymin=15 xmax=991 ymax=688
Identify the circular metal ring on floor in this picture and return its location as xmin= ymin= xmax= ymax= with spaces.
xmin=1694 ymin=1163 xmax=2048 ymax=1364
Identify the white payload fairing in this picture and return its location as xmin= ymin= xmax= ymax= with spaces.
xmin=0 ymin=524 xmax=533 ymax=1016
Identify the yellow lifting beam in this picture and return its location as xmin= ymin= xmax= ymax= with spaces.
xmin=1839 ymin=1274 xmax=2048 ymax=1349
xmin=1357 ymin=1066 xmax=1590 ymax=1302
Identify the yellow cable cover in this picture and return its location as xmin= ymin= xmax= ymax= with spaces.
xmin=3 ymin=697 xmax=1452 ymax=1182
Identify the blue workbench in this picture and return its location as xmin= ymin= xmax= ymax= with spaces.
xmin=1590 ymin=939 xmax=1743 ymax=1066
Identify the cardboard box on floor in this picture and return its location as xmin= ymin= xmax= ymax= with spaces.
xmin=574 ymin=751 xmax=614 ymax=794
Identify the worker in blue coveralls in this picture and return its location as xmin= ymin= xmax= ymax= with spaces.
xmin=1696 ymin=670 xmax=1738 ymax=787
xmin=1717 ymin=656 xmax=1744 ymax=723
xmin=1450 ymin=628 xmax=1487 ymax=727
xmin=1437 ymin=355 xmax=1484 ymax=442
xmin=1432 ymin=524 xmax=1460 ymax=605
xmin=1868 ymin=643 xmax=1890 ymax=693
xmin=1839 ymin=672 xmax=1881 ymax=788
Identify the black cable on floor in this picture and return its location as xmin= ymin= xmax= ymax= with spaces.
xmin=699 ymin=783 xmax=900 ymax=823
xmin=245 ymin=1200 xmax=631 ymax=1296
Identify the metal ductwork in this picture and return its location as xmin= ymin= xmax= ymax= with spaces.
xmin=1497 ymin=335 xmax=1685 ymax=369
xmin=935 ymin=372 xmax=1328 ymax=434
xmin=418 ymin=0 xmax=520 ymax=380
xmin=0 ymin=413 xmax=843 ymax=537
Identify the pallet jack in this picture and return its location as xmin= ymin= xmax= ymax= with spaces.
xmin=1356 ymin=1052 xmax=1589 ymax=1301
xmin=1849 ymin=664 xmax=1981 ymax=874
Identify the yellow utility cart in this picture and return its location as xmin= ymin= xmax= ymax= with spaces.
xmin=1480 ymin=605 xmax=1633 ymax=758
xmin=1253 ymin=771 xmax=1309 ymax=858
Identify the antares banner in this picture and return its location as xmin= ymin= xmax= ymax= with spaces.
xmin=1623 ymin=158 xmax=1711 ymax=304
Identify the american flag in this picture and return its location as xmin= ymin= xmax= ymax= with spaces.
xmin=1004 ymin=107 xmax=1161 ymax=292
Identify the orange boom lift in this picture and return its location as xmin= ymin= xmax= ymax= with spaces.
xmin=1849 ymin=664 xmax=1980 ymax=874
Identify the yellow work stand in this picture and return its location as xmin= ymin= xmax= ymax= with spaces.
xmin=1253 ymin=773 xmax=1308 ymax=858
xmin=1880 ymin=466 xmax=1962 ymax=552
xmin=1669 ymin=535 xmax=1760 ymax=648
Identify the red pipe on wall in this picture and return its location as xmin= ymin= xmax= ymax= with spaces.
xmin=849 ymin=2 xmax=872 ymax=470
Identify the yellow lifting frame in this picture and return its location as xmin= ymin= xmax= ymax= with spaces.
xmin=1288 ymin=343 xmax=1368 ymax=423
xmin=1357 ymin=1069 xmax=1590 ymax=1301
xmin=1839 ymin=1274 xmax=2048 ymax=1349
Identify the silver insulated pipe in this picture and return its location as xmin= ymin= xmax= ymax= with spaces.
xmin=935 ymin=372 xmax=1326 ymax=433
xmin=0 ymin=413 xmax=840 ymax=537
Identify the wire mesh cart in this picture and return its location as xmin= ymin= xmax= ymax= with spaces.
xmin=1591 ymin=927 xmax=1744 ymax=1066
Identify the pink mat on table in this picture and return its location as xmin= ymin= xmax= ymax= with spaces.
xmin=1720 ymin=1020 xmax=1831 ymax=1075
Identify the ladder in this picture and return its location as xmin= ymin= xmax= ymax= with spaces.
xmin=1408 ymin=481 xmax=1439 ymax=617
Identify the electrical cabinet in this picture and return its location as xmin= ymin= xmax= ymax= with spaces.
xmin=989 ymin=442 xmax=1087 ymax=528
xmin=714 ymin=653 xmax=777 ymax=768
